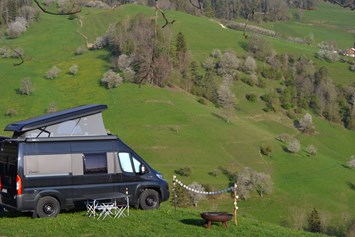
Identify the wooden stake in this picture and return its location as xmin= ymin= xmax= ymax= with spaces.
xmin=234 ymin=183 xmax=238 ymax=225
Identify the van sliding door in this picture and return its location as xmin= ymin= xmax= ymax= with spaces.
xmin=71 ymin=141 xmax=115 ymax=198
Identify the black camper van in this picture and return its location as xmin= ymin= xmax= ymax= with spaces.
xmin=0 ymin=104 xmax=169 ymax=217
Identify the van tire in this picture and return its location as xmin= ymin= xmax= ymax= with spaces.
xmin=139 ymin=189 xmax=160 ymax=210
xmin=36 ymin=196 xmax=60 ymax=218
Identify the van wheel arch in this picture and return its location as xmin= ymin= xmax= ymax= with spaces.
xmin=139 ymin=189 xmax=160 ymax=210
xmin=35 ymin=196 xmax=60 ymax=218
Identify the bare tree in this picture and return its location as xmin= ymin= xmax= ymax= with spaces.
xmin=299 ymin=113 xmax=315 ymax=134
xmin=237 ymin=167 xmax=273 ymax=199
xmin=217 ymin=79 xmax=236 ymax=122
xmin=217 ymin=50 xmax=240 ymax=77
xmin=243 ymin=55 xmax=257 ymax=74
xmin=7 ymin=17 xmax=28 ymax=39
xmin=254 ymin=172 xmax=273 ymax=198
xmin=287 ymin=139 xmax=301 ymax=153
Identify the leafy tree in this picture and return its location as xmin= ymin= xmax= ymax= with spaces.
xmin=19 ymin=77 xmax=34 ymax=95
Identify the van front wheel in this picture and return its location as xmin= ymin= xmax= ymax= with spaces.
xmin=139 ymin=189 xmax=160 ymax=210
xmin=36 ymin=196 xmax=60 ymax=218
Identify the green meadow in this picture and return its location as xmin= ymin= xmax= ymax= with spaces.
xmin=0 ymin=2 xmax=354 ymax=235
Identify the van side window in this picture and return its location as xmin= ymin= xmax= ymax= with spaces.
xmin=118 ymin=152 xmax=141 ymax=174
xmin=83 ymin=153 xmax=107 ymax=174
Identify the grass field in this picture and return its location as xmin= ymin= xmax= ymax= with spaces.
xmin=0 ymin=2 xmax=354 ymax=234
xmin=0 ymin=203 xmax=327 ymax=237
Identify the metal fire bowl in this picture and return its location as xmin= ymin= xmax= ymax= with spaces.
xmin=200 ymin=212 xmax=233 ymax=229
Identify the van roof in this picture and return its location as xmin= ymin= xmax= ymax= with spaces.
xmin=4 ymin=104 xmax=108 ymax=133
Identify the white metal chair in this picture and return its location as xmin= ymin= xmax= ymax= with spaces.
xmin=85 ymin=201 xmax=98 ymax=217
xmin=97 ymin=202 xmax=116 ymax=220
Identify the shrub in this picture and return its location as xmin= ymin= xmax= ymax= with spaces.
xmin=175 ymin=166 xmax=192 ymax=177
xmin=5 ymin=108 xmax=18 ymax=117
xmin=350 ymin=63 xmax=355 ymax=72
xmin=246 ymin=93 xmax=257 ymax=102
xmin=19 ymin=77 xmax=34 ymax=95
xmin=306 ymin=145 xmax=318 ymax=156
xmin=69 ymin=64 xmax=79 ymax=75
xmin=276 ymin=133 xmax=292 ymax=143
xmin=46 ymin=66 xmax=61 ymax=79
xmin=308 ymin=208 xmax=322 ymax=233
xmin=347 ymin=156 xmax=355 ymax=168
xmin=100 ymin=70 xmax=123 ymax=89
xmin=0 ymin=47 xmax=24 ymax=58
xmin=260 ymin=144 xmax=272 ymax=157
xmin=171 ymin=183 xmax=190 ymax=208
xmin=197 ymin=97 xmax=208 ymax=105
xmin=46 ymin=102 xmax=57 ymax=113
xmin=287 ymin=139 xmax=301 ymax=153
xmin=75 ymin=46 xmax=87 ymax=55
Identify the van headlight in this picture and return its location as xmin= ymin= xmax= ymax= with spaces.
xmin=156 ymin=173 xmax=164 ymax=180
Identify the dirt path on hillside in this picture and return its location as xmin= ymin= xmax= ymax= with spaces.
xmin=76 ymin=16 xmax=93 ymax=49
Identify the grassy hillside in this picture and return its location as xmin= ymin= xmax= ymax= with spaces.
xmin=0 ymin=2 xmax=354 ymax=234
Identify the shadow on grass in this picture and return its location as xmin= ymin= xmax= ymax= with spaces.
xmin=180 ymin=218 xmax=205 ymax=227
xmin=347 ymin=181 xmax=355 ymax=191
xmin=0 ymin=208 xmax=32 ymax=218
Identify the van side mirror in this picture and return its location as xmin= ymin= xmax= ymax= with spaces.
xmin=140 ymin=165 xmax=147 ymax=175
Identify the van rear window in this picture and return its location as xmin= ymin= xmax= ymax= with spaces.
xmin=0 ymin=142 xmax=18 ymax=166
xmin=83 ymin=153 xmax=107 ymax=174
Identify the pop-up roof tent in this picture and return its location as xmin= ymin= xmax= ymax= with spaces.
xmin=5 ymin=104 xmax=108 ymax=139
